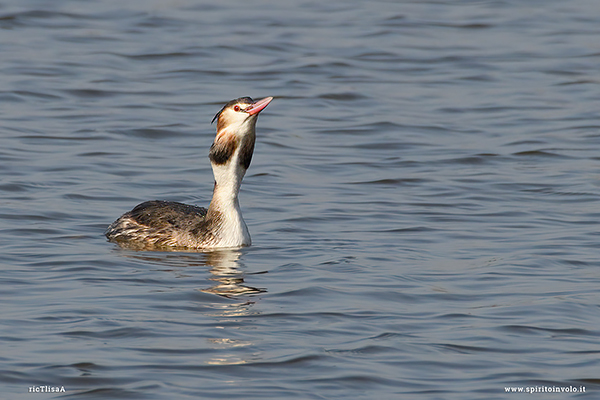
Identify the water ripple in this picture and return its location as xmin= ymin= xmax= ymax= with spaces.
xmin=1 ymin=0 xmax=600 ymax=399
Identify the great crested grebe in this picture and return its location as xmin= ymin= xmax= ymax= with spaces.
xmin=105 ymin=96 xmax=273 ymax=250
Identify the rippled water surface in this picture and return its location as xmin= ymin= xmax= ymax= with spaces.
xmin=2 ymin=0 xmax=600 ymax=398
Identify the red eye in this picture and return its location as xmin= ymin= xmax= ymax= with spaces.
xmin=233 ymin=105 xmax=241 ymax=112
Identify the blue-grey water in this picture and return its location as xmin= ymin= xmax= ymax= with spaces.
xmin=1 ymin=0 xmax=599 ymax=399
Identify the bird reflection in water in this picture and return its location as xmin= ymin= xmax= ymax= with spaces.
xmin=113 ymin=247 xmax=266 ymax=299
xmin=111 ymin=248 xmax=266 ymax=366
xmin=201 ymin=249 xmax=266 ymax=298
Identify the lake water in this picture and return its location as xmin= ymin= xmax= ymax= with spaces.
xmin=1 ymin=0 xmax=599 ymax=398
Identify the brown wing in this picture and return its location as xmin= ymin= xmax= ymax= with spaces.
xmin=127 ymin=200 xmax=208 ymax=231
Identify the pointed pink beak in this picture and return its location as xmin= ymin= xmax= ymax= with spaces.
xmin=246 ymin=96 xmax=273 ymax=116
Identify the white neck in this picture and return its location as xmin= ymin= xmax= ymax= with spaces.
xmin=206 ymin=155 xmax=251 ymax=248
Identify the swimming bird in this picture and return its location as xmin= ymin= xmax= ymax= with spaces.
xmin=105 ymin=96 xmax=273 ymax=250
